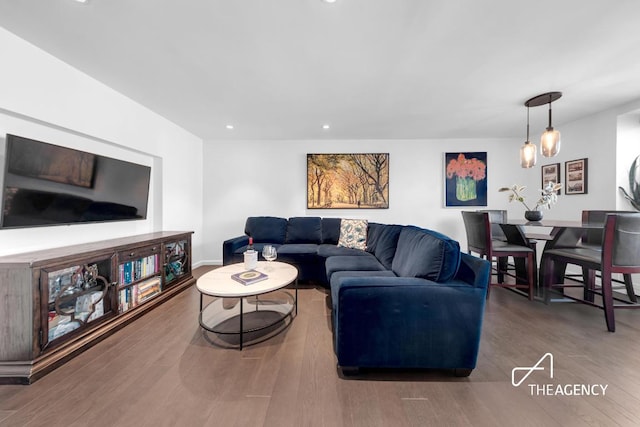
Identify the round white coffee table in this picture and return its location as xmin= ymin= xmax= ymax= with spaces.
xmin=196 ymin=261 xmax=298 ymax=349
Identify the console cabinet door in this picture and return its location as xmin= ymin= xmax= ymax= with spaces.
xmin=40 ymin=255 xmax=117 ymax=351
xmin=163 ymin=237 xmax=191 ymax=288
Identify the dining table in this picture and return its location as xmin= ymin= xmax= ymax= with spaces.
xmin=498 ymin=219 xmax=604 ymax=299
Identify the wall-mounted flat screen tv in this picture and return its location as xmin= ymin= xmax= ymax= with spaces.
xmin=1 ymin=134 xmax=151 ymax=228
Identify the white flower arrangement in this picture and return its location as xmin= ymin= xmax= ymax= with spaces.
xmin=498 ymin=181 xmax=562 ymax=211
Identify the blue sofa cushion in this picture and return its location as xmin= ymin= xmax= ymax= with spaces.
xmin=330 ymin=270 xmax=397 ymax=301
xmin=326 ymin=254 xmax=386 ymax=280
xmin=321 ymin=217 xmax=342 ymax=244
xmin=245 ymin=216 xmax=287 ymax=244
xmin=391 ymin=226 xmax=461 ymax=282
xmin=366 ymin=223 xmax=402 ymax=269
xmin=277 ymin=243 xmax=319 ymax=255
xmin=317 ymin=244 xmax=371 ymax=258
xmin=365 ymin=222 xmax=383 ymax=253
xmin=285 ymin=217 xmax=322 ymax=244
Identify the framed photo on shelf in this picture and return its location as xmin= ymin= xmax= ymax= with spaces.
xmin=565 ymin=158 xmax=588 ymax=195
xmin=444 ymin=152 xmax=487 ymax=207
xmin=541 ymin=163 xmax=561 ymax=194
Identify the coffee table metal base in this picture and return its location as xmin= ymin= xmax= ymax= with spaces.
xmin=199 ymin=289 xmax=297 ymax=350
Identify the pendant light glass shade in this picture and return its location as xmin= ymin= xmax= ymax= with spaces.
xmin=540 ymin=95 xmax=561 ymax=157
xmin=520 ymin=141 xmax=537 ymax=168
xmin=520 ymin=106 xmax=536 ymax=168
xmin=541 ymin=127 xmax=561 ymax=157
xmin=523 ymin=91 xmax=562 ymax=162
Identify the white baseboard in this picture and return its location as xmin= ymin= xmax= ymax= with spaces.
xmin=193 ymin=260 xmax=222 ymax=269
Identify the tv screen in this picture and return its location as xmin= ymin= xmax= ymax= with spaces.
xmin=1 ymin=134 xmax=151 ymax=228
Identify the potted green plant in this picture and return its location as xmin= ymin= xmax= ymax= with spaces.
xmin=619 ymin=155 xmax=640 ymax=211
xmin=498 ymin=181 xmax=562 ymax=221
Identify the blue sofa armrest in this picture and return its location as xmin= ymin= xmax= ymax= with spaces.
xmin=332 ymin=254 xmax=490 ymax=371
xmin=454 ymin=252 xmax=491 ymax=290
xmin=222 ymin=235 xmax=249 ymax=265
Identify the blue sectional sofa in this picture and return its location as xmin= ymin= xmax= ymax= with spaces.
xmin=223 ymin=216 xmax=491 ymax=376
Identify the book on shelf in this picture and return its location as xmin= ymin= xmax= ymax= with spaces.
xmin=119 ymin=254 xmax=159 ymax=285
xmin=231 ymin=270 xmax=268 ymax=286
xmin=119 ymin=287 xmax=135 ymax=312
xmin=136 ymin=277 xmax=161 ymax=304
xmin=137 ymin=277 xmax=161 ymax=291
xmin=119 ymin=276 xmax=162 ymax=313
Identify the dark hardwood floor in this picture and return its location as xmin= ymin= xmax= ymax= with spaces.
xmin=2 ymin=266 xmax=640 ymax=426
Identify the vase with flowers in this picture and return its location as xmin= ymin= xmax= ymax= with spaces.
xmin=446 ymin=153 xmax=487 ymax=201
xmin=498 ymin=181 xmax=562 ymax=221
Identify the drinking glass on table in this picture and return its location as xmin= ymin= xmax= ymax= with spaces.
xmin=262 ymin=245 xmax=277 ymax=271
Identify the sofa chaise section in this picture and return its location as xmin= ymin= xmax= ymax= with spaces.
xmin=328 ymin=226 xmax=489 ymax=375
xmin=331 ymin=253 xmax=489 ymax=375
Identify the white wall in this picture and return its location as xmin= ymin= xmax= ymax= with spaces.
xmin=203 ymin=138 xmax=521 ymax=264
xmin=202 ymin=98 xmax=640 ymax=265
xmin=0 ymin=27 xmax=204 ymax=262
xmin=616 ymin=107 xmax=640 ymax=210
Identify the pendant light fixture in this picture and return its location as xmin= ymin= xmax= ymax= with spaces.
xmin=520 ymin=105 xmax=536 ymax=168
xmin=524 ymin=91 xmax=562 ymax=158
xmin=540 ymin=93 xmax=561 ymax=156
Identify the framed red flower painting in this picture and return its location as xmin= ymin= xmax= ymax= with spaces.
xmin=445 ymin=152 xmax=487 ymax=207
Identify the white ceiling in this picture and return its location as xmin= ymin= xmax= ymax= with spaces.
xmin=1 ymin=0 xmax=640 ymax=141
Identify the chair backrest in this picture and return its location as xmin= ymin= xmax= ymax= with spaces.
xmin=477 ymin=209 xmax=507 ymax=241
xmin=581 ymin=210 xmax=635 ymax=246
xmin=499 ymin=223 xmax=530 ymax=247
xmin=461 ymin=211 xmax=491 ymax=256
xmin=602 ymin=213 xmax=640 ymax=269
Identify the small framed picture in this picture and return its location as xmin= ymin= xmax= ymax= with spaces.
xmin=565 ymin=158 xmax=588 ymax=195
xmin=541 ymin=163 xmax=561 ymax=194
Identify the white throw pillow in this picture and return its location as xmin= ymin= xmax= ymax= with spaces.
xmin=337 ymin=219 xmax=368 ymax=250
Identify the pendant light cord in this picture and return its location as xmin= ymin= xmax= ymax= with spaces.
xmin=548 ymin=94 xmax=553 ymax=129
xmin=526 ymin=106 xmax=530 ymax=142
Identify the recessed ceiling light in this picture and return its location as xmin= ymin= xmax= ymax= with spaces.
xmin=75 ymin=0 xmax=89 ymax=3
xmin=322 ymin=124 xmax=331 ymax=130
xmin=225 ymin=124 xmax=234 ymax=130
xmin=323 ymin=0 xmax=337 ymax=3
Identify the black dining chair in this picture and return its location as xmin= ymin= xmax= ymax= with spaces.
xmin=552 ymin=210 xmax=637 ymax=302
xmin=581 ymin=210 xmax=637 ymax=301
xmin=461 ymin=211 xmax=536 ymax=300
xmin=542 ymin=213 xmax=640 ymax=332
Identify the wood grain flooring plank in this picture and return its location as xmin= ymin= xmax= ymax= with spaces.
xmin=336 ymin=379 xmax=390 ymax=427
xmin=0 ymin=411 xmax=13 ymax=424
xmin=261 ymin=298 xmax=310 ymax=427
xmin=296 ymin=302 xmax=344 ymax=427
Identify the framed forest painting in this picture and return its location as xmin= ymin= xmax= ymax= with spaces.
xmin=444 ymin=152 xmax=487 ymax=207
xmin=307 ymin=153 xmax=389 ymax=209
